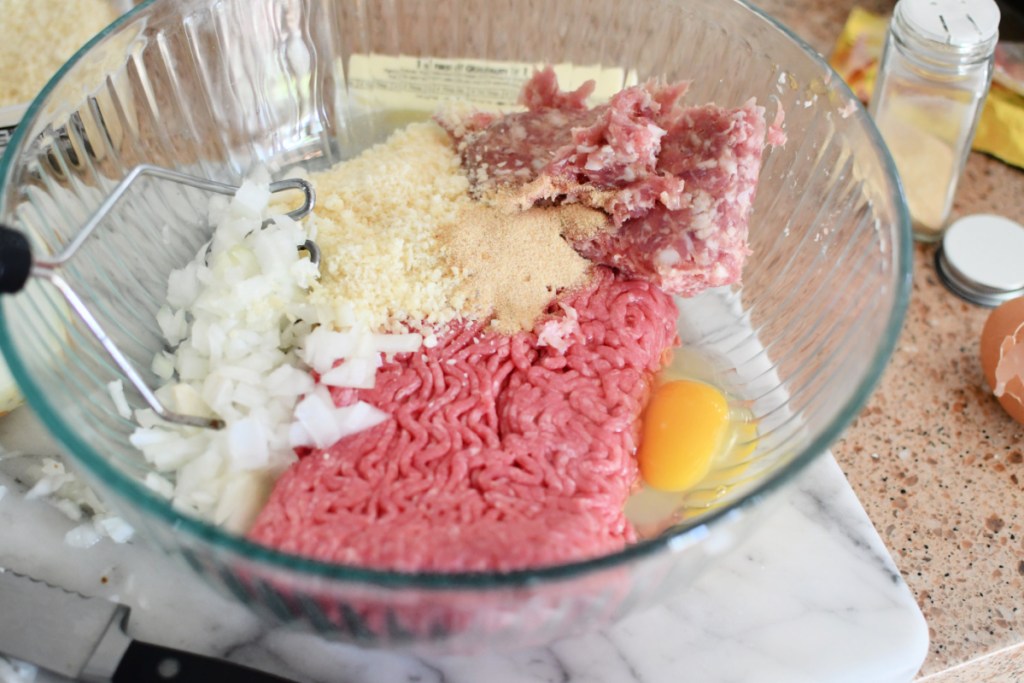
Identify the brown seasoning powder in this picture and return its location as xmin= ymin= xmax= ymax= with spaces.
xmin=439 ymin=200 xmax=610 ymax=333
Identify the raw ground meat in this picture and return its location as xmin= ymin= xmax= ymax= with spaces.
xmin=249 ymin=70 xmax=779 ymax=574
xmin=436 ymin=67 xmax=782 ymax=297
xmin=575 ymin=100 xmax=771 ymax=297
xmin=248 ymin=268 xmax=679 ymax=572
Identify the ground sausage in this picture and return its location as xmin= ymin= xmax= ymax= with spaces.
xmin=436 ymin=67 xmax=780 ymax=297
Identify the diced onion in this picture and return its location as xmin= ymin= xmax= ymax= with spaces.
xmin=107 ymin=379 xmax=132 ymax=420
xmin=320 ymin=357 xmax=378 ymax=389
xmin=65 ymin=523 xmax=102 ymax=549
xmin=372 ymin=332 xmax=422 ymax=354
xmin=144 ymin=472 xmax=175 ymax=499
xmin=131 ymin=172 xmax=422 ymax=530
xmin=96 ymin=515 xmax=134 ymax=543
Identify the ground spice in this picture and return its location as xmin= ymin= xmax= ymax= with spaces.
xmin=438 ymin=199 xmax=609 ymax=333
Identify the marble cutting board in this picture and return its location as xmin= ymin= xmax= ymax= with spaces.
xmin=0 ymin=407 xmax=928 ymax=683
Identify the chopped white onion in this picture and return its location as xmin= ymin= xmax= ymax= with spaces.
xmin=293 ymin=387 xmax=342 ymax=449
xmin=288 ymin=420 xmax=314 ymax=449
xmin=151 ymin=352 xmax=175 ymax=381
xmin=320 ymin=357 xmax=378 ymax=389
xmin=265 ymin=364 xmax=315 ymax=398
xmin=232 ymin=176 xmax=272 ymax=219
xmin=166 ymin=261 xmax=201 ymax=309
xmin=64 ymin=523 xmax=102 ymax=549
xmin=227 ymin=416 xmax=269 ymax=470
xmin=144 ymin=472 xmax=175 ymax=499
xmin=371 ymin=332 xmax=422 ymax=354
xmin=131 ymin=171 xmax=425 ymax=531
xmin=156 ymin=306 xmax=188 ymax=347
xmin=52 ymin=498 xmax=83 ymax=521
xmin=24 ymin=459 xmax=73 ymax=500
xmin=96 ymin=515 xmax=134 ymax=543
xmin=301 ymin=327 xmax=357 ymax=373
xmin=334 ymin=401 xmax=388 ymax=439
xmin=214 ymin=470 xmax=273 ymax=534
xmin=107 ymin=379 xmax=132 ymax=420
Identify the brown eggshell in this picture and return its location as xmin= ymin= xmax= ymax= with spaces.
xmin=980 ymin=296 xmax=1024 ymax=425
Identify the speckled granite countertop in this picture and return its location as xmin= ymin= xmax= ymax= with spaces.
xmin=752 ymin=0 xmax=1024 ymax=680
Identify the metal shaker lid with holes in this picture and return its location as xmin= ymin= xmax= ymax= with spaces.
xmin=898 ymin=0 xmax=1000 ymax=51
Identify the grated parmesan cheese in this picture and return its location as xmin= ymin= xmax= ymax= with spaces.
xmin=306 ymin=121 xmax=475 ymax=332
xmin=0 ymin=0 xmax=120 ymax=106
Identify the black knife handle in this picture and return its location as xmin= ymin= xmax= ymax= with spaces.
xmin=0 ymin=224 xmax=32 ymax=294
xmin=113 ymin=640 xmax=298 ymax=683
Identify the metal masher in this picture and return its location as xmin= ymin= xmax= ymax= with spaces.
xmin=0 ymin=164 xmax=318 ymax=430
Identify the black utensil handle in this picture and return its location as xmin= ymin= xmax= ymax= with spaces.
xmin=113 ymin=640 xmax=298 ymax=683
xmin=0 ymin=224 xmax=31 ymax=294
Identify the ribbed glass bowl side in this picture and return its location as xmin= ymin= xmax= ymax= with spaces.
xmin=0 ymin=0 xmax=909 ymax=651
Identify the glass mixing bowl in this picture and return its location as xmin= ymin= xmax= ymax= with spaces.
xmin=0 ymin=0 xmax=910 ymax=652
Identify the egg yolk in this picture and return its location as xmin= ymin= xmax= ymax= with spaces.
xmin=638 ymin=379 xmax=730 ymax=492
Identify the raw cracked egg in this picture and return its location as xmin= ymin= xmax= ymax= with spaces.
xmin=980 ymin=296 xmax=1024 ymax=425
xmin=638 ymin=379 xmax=731 ymax=492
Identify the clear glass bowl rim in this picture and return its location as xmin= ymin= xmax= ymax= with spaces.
xmin=0 ymin=0 xmax=912 ymax=590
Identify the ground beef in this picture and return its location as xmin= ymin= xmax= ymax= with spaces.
xmin=436 ymin=67 xmax=779 ymax=298
xmin=248 ymin=268 xmax=678 ymax=572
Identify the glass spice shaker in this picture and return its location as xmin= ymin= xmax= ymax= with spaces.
xmin=869 ymin=0 xmax=1000 ymax=242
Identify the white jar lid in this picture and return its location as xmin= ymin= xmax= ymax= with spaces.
xmin=936 ymin=213 xmax=1024 ymax=307
xmin=900 ymin=0 xmax=1000 ymax=47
